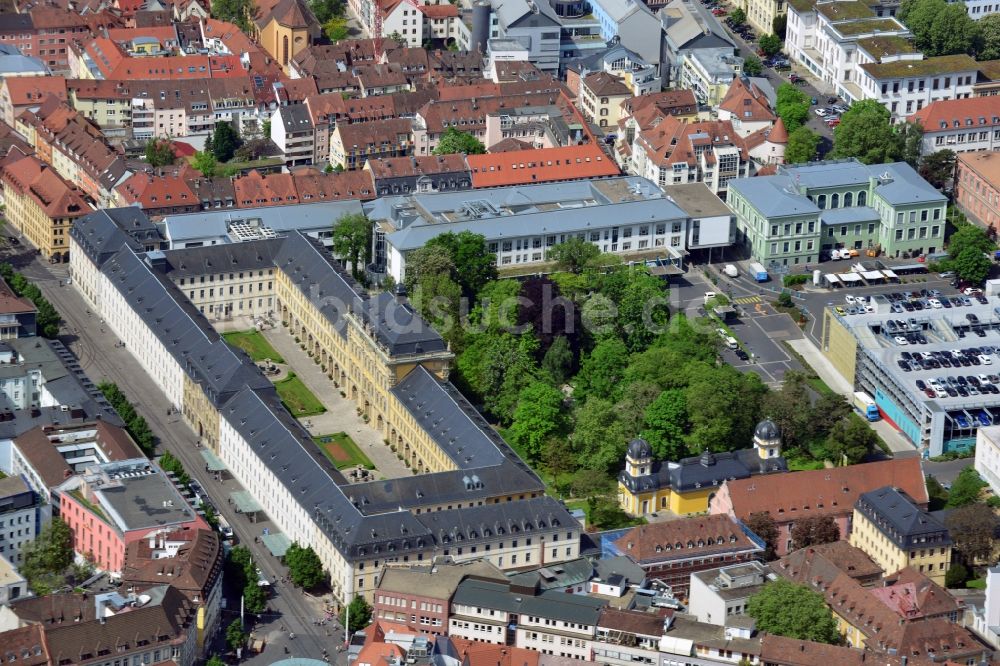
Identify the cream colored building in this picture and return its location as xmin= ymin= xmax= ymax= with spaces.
xmin=849 ymin=486 xmax=951 ymax=586
xmin=579 ymin=72 xmax=632 ymax=129
xmin=734 ymin=0 xmax=786 ymax=37
xmin=71 ymin=210 xmax=580 ymax=605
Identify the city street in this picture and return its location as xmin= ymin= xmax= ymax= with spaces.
xmin=714 ymin=6 xmax=839 ymax=156
xmin=0 ymin=243 xmax=342 ymax=665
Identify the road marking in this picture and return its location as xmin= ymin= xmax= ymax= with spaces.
xmin=734 ymin=296 xmax=761 ymax=304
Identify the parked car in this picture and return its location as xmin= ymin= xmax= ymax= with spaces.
xmin=789 ymin=73 xmax=804 ymax=83
xmin=712 ymin=7 xmax=727 ymax=14
xmin=815 ymin=108 xmax=828 ymax=117
xmin=826 ymin=117 xmax=841 ymax=127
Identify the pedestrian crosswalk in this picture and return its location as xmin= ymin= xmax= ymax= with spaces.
xmin=733 ymin=295 xmax=762 ymax=305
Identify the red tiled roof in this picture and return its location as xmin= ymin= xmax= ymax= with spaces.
xmin=106 ymin=25 xmax=178 ymax=44
xmin=420 ymin=3 xmax=458 ymax=17
xmin=468 ymin=144 xmax=618 ymax=188
xmin=449 ymin=638 xmax=541 ymax=666
xmin=909 ymin=97 xmax=1000 ymax=132
xmin=614 ymin=514 xmax=758 ymax=563
xmin=116 ymin=167 xmax=199 ymax=210
xmin=365 ymin=154 xmax=468 ymax=179
xmin=768 ymin=117 xmax=789 ymax=143
xmin=81 ymin=38 xmax=247 ymax=80
xmin=3 ymin=76 xmax=67 ymax=107
xmin=720 ymin=458 xmax=928 ymax=522
xmin=1 ymin=148 xmax=90 ymax=219
xmin=718 ymin=77 xmax=776 ymax=123
xmin=636 ymin=116 xmax=748 ymax=168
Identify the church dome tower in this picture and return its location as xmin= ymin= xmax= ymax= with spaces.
xmin=625 ymin=438 xmax=652 ymax=477
xmin=754 ymin=419 xmax=782 ymax=460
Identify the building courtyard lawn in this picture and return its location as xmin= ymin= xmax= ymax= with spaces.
xmin=274 ymin=373 xmax=326 ymax=417
xmin=223 ymin=330 xmax=284 ymax=363
xmin=314 ymin=432 xmax=375 ymax=470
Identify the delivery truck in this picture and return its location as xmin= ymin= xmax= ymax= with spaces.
xmin=749 ymin=262 xmax=769 ymax=282
xmin=852 ymin=391 xmax=880 ymax=421
xmin=723 ymin=264 xmax=738 ymax=278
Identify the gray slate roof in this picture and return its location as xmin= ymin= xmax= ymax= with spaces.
xmin=160 ymin=238 xmax=282 ymax=278
xmin=855 ymin=485 xmax=952 ymax=549
xmin=391 ymin=365 xmax=508 ymax=469
xmin=452 ymin=577 xmax=606 ymax=625
xmin=279 ymin=104 xmax=314 ymax=133
xmin=348 ymin=458 xmax=543 ymax=515
xmin=727 ymin=175 xmax=821 ymax=218
xmin=620 ymin=448 xmax=787 ymax=494
xmin=276 ymin=232 xmax=445 ymax=356
xmin=71 ymin=208 xmax=160 ymax=268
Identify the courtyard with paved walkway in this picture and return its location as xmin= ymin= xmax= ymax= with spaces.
xmin=260 ymin=325 xmax=412 ymax=480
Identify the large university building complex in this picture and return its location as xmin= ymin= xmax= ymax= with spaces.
xmin=70 ymin=208 xmax=580 ymax=604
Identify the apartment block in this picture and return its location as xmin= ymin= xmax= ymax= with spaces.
xmin=955 ymin=151 xmax=1000 ymax=231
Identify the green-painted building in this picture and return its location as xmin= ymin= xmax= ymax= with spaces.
xmin=727 ymin=159 xmax=947 ymax=267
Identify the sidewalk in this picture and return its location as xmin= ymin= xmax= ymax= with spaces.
xmin=787 ymin=338 xmax=918 ymax=455
xmin=261 ymin=326 xmax=411 ymax=479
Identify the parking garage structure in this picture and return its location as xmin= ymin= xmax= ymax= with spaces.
xmin=823 ymin=293 xmax=1000 ymax=457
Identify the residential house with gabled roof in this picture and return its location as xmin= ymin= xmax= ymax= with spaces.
xmin=0 ymin=75 xmax=66 ymax=126
xmin=365 ymin=154 xmax=471 ymax=196
xmin=330 ymin=117 xmax=414 ymax=171
xmin=122 ymin=528 xmax=223 ymax=651
xmin=271 ymin=103 xmax=315 ymax=167
xmin=114 ymin=166 xmax=201 ymax=217
xmin=775 ymin=540 xmax=884 ymax=587
xmin=659 ymin=0 xmax=734 ymax=87
xmin=579 ymin=71 xmax=632 ymax=129
xmin=630 ymin=115 xmax=752 ymax=194
xmin=717 ymin=76 xmax=777 ymax=138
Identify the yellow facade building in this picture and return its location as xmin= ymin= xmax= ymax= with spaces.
xmin=618 ymin=419 xmax=789 ymax=516
xmin=0 ymin=148 xmax=90 ymax=263
xmin=254 ymin=0 xmax=320 ymax=70
xmin=733 ymin=0 xmax=786 ymax=38
xmin=849 ymin=486 xmax=952 ymax=586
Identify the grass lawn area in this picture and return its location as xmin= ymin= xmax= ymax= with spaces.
xmin=314 ymin=432 xmax=374 ymax=470
xmin=274 ymin=373 xmax=326 ymax=417
xmin=967 ymin=578 xmax=987 ymax=589
xmin=786 ymin=456 xmax=826 ymax=471
xmin=223 ymin=330 xmax=284 ymax=363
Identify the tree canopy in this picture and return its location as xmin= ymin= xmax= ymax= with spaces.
xmin=946 ymin=466 xmax=987 ymax=508
xmin=331 ymin=212 xmax=372 ymax=279
xmin=947 ymin=224 xmax=994 ymax=261
xmin=946 ymin=503 xmax=999 ymax=564
xmin=206 ymin=121 xmax=242 ymax=162
xmin=744 ymin=512 xmax=779 ymax=561
xmin=285 ymin=542 xmax=325 ymax=589
xmin=548 ymin=237 xmax=600 ymax=273
xmin=775 ymin=84 xmax=811 ymax=132
xmin=226 ymin=620 xmax=246 ymax=651
xmin=191 ymin=151 xmax=218 ymax=178
xmin=730 ymin=7 xmax=746 ymax=24
xmin=743 ymin=55 xmax=764 ymax=76
xmin=953 ymin=246 xmax=992 ymax=285
xmin=433 ymin=127 xmax=486 ymax=155
xmin=508 ymin=381 xmax=567 ymax=463
xmin=980 ymin=13 xmax=1000 ymax=60
xmin=899 ymin=0 xmax=980 ymax=57
xmin=758 ymin=34 xmax=783 ymax=56
xmin=340 ymin=596 xmax=373 ymax=633
xmin=919 ymin=149 xmax=956 ymax=190
xmin=21 ymin=518 xmax=74 ymax=594
xmin=790 ymin=515 xmax=841 ymax=550
xmin=784 ymin=127 xmax=819 ymax=164
xmin=832 ymin=100 xmax=902 ymax=164
xmin=145 ymin=139 xmax=175 ymax=167
xmin=747 ymin=579 xmax=841 ymax=644
xmin=425 ymin=231 xmax=497 ymax=296
xmin=211 ymin=0 xmax=252 ymax=31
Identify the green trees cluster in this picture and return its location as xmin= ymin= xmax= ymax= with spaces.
xmin=158 ymin=450 xmax=190 ymax=487
xmin=21 ymin=518 xmax=75 ymax=594
xmin=340 ymin=596 xmax=373 ymax=633
xmin=747 ymin=579 xmax=841 ymax=644
xmin=784 ymin=126 xmax=820 ymax=164
xmin=758 ymin=34 xmax=783 ymax=56
xmin=0 ymin=263 xmax=61 ymax=337
xmin=743 ymin=54 xmax=764 ymax=76
xmin=790 ymin=515 xmax=840 ymax=551
xmin=775 ymin=84 xmax=811 ymax=132
xmin=144 ymin=139 xmax=176 ymax=167
xmin=946 ymin=502 xmax=999 ymax=565
xmin=945 ymin=466 xmax=988 ymax=508
xmin=97 ymin=381 xmax=155 ymax=455
xmin=331 ymin=212 xmax=372 ymax=280
xmin=938 ymin=223 xmax=995 ymax=285
xmin=832 ymin=101 xmax=908 ymax=164
xmin=226 ymin=545 xmax=267 ymax=614
xmin=211 ymin=0 xmax=252 ymax=31
xmin=285 ymin=542 xmax=325 ymax=589
xmin=433 ymin=127 xmax=486 ymax=155
xmin=899 ymin=0 xmax=998 ymax=58
xmin=205 ymin=121 xmax=243 ymax=163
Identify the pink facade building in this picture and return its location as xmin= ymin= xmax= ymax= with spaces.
xmin=57 ymin=459 xmax=208 ymax=576
xmin=956 ymin=151 xmax=1000 ymax=232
